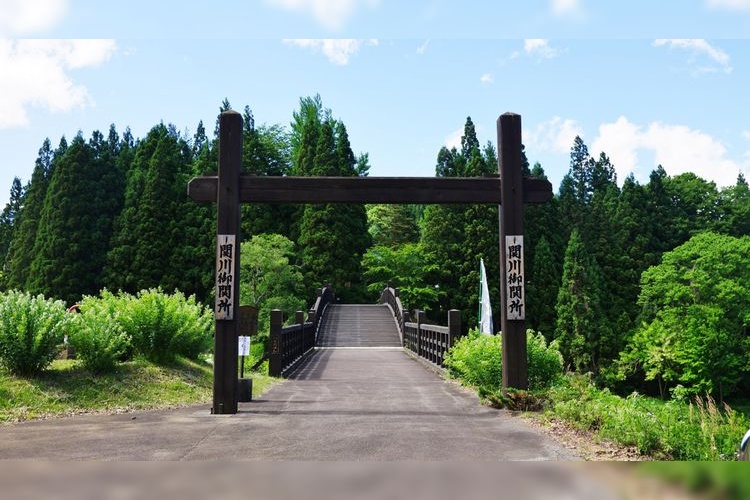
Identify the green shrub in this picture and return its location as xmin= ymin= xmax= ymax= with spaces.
xmin=0 ymin=291 xmax=69 ymax=376
xmin=444 ymin=329 xmax=502 ymax=391
xmin=117 ymin=289 xmax=213 ymax=364
xmin=527 ymin=330 xmax=564 ymax=390
xmin=68 ymin=294 xmax=131 ymax=374
xmin=444 ymin=329 xmax=564 ymax=392
xmin=548 ymin=374 xmax=750 ymax=460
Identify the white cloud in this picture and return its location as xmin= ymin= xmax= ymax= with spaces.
xmin=416 ymin=39 xmax=430 ymax=55
xmin=523 ymin=39 xmax=561 ymax=59
xmin=265 ymin=0 xmax=380 ymax=31
xmin=706 ymin=0 xmax=750 ymax=10
xmin=444 ymin=127 xmax=463 ymax=150
xmin=480 ymin=73 xmax=494 ymax=85
xmin=0 ymin=39 xmax=117 ymax=129
xmin=742 ymin=130 xmax=750 ymax=140
xmin=592 ymin=116 xmax=743 ymax=188
xmin=653 ymin=39 xmax=732 ymax=74
xmin=283 ymin=38 xmax=376 ymax=65
xmin=525 ymin=116 xmax=583 ymax=155
xmin=550 ymin=0 xmax=582 ymax=16
xmin=0 ymin=0 xmax=67 ymax=36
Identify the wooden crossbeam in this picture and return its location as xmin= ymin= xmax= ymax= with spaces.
xmin=187 ymin=175 xmax=552 ymax=205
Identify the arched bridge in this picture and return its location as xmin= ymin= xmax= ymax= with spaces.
xmin=267 ymin=286 xmax=460 ymax=377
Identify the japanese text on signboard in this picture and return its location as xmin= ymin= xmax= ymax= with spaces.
xmin=505 ymin=235 xmax=525 ymax=320
xmin=215 ymin=234 xmax=236 ymax=320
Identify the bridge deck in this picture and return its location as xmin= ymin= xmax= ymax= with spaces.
xmin=316 ymin=304 xmax=401 ymax=348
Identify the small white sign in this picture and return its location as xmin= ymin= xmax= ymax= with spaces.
xmin=238 ymin=336 xmax=251 ymax=356
xmin=505 ymin=235 xmax=525 ymax=320
xmin=215 ymin=234 xmax=236 ymax=320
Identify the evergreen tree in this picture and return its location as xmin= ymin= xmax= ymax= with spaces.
xmin=0 ymin=177 xmax=25 ymax=286
xmin=421 ymin=118 xmax=501 ymax=326
xmin=460 ymin=139 xmax=500 ymax=331
xmin=28 ymin=130 xmax=125 ymax=303
xmin=295 ymin=98 xmax=371 ymax=302
xmin=106 ymin=124 xmax=193 ymax=295
xmin=719 ymin=173 xmax=750 ymax=237
xmin=523 ymin=162 xmax=564 ymax=331
xmin=240 ymin=105 xmax=295 ymax=239
xmin=554 ymin=229 xmax=610 ymax=374
xmin=568 ymin=136 xmax=594 ymax=204
xmin=367 ymin=204 xmax=419 ymax=247
xmin=609 ymin=174 xmax=652 ymax=335
xmin=526 ymin=236 xmax=559 ymax=337
xmin=5 ymin=138 xmax=60 ymax=290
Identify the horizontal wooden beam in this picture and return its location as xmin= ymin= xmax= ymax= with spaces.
xmin=187 ymin=175 xmax=552 ymax=205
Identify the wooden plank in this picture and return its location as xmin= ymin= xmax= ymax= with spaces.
xmin=188 ymin=175 xmax=552 ymax=205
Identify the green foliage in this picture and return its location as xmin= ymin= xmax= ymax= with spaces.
xmin=443 ymin=329 xmax=502 ymax=390
xmin=366 ymin=204 xmax=420 ymax=247
xmin=527 ymin=330 xmax=564 ymax=390
xmin=0 ymin=291 xmax=69 ymax=376
xmin=5 ymin=137 xmax=59 ymax=291
xmin=548 ymin=374 xmax=750 ymax=460
xmin=105 ymin=124 xmax=197 ymax=297
xmin=619 ymin=232 xmax=750 ymax=400
xmin=444 ymin=329 xmax=563 ymax=392
xmin=115 ymin=289 xmax=213 ymax=364
xmin=0 ymin=177 xmax=25 ymax=286
xmin=27 ymin=131 xmax=126 ymax=304
xmin=239 ymin=234 xmax=305 ymax=335
xmin=554 ymin=228 xmax=610 ymax=374
xmin=295 ymin=96 xmax=370 ymax=302
xmin=526 ymin=236 xmax=559 ymax=337
xmin=361 ymin=243 xmax=439 ymax=313
xmin=68 ymin=295 xmax=131 ymax=374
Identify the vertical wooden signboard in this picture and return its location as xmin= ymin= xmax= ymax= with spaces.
xmin=504 ymin=235 xmax=525 ymax=320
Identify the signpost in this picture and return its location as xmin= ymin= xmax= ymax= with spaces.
xmin=188 ymin=110 xmax=550 ymax=414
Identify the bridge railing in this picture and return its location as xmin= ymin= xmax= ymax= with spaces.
xmin=379 ymin=286 xmax=405 ymax=344
xmin=404 ymin=310 xmax=461 ymax=369
xmin=269 ymin=285 xmax=335 ymax=377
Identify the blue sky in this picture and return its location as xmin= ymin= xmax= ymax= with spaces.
xmin=2 ymin=0 xmax=750 ymax=208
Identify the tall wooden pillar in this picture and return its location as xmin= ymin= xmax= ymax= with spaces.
xmin=497 ymin=112 xmax=528 ymax=390
xmin=213 ymin=110 xmax=242 ymax=414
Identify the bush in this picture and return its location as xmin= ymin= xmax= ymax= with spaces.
xmin=547 ymin=374 xmax=750 ymax=460
xmin=443 ymin=329 xmax=502 ymax=391
xmin=0 ymin=291 xmax=69 ymax=376
xmin=527 ymin=330 xmax=564 ymax=390
xmin=117 ymin=289 xmax=213 ymax=364
xmin=68 ymin=294 xmax=131 ymax=374
xmin=443 ymin=329 xmax=564 ymax=392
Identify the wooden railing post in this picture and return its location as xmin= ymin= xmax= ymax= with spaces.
xmin=295 ymin=310 xmax=306 ymax=352
xmin=269 ymin=309 xmax=283 ymax=377
xmin=448 ymin=309 xmax=461 ymax=350
xmin=416 ymin=310 xmax=425 ymax=359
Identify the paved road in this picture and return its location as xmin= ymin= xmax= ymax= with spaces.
xmin=0 ymin=348 xmax=575 ymax=461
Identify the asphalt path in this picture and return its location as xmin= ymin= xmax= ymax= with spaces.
xmin=0 ymin=348 xmax=577 ymax=461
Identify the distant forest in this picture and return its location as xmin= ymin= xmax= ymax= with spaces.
xmin=2 ymin=95 xmax=749 ymax=399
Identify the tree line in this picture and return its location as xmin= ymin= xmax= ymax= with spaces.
xmin=0 ymin=96 xmax=369 ymax=307
xmin=1 ymin=98 xmax=748 ymax=400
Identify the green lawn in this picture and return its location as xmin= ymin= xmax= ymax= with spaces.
xmin=0 ymin=357 xmax=279 ymax=423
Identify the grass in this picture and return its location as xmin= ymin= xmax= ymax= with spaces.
xmin=544 ymin=374 xmax=750 ymax=461
xmin=1 ymin=356 xmax=280 ymax=423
